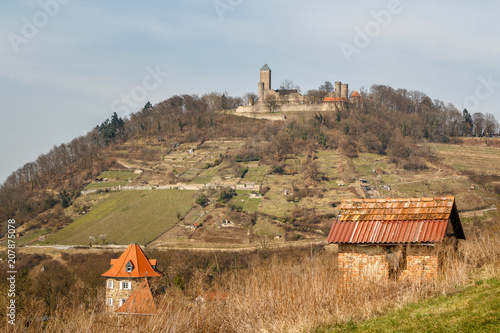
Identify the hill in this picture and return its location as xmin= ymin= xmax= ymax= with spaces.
xmin=1 ymin=85 xmax=499 ymax=247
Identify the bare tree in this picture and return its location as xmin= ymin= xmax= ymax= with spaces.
xmin=265 ymin=95 xmax=281 ymax=113
xmin=472 ymin=112 xmax=485 ymax=137
xmin=319 ymin=81 xmax=334 ymax=93
xmin=484 ymin=113 xmax=499 ymax=135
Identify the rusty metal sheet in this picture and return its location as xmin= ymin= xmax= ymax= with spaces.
xmin=327 ymin=197 xmax=456 ymax=244
xmin=326 ymin=219 xmax=449 ymax=244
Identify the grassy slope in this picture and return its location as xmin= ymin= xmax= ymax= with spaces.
xmin=45 ymin=190 xmax=194 ymax=245
xmin=318 ymin=279 xmax=500 ymax=333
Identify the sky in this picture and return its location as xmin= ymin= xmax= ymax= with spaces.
xmin=1 ymin=0 xmax=499 ymax=183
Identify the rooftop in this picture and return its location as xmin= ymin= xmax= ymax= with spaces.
xmin=327 ymin=197 xmax=465 ymax=244
xmin=323 ymin=97 xmax=351 ymax=103
xmin=115 ymin=279 xmax=157 ymax=315
xmin=102 ymin=244 xmax=163 ymax=278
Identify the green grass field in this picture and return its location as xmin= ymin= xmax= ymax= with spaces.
xmin=45 ymin=190 xmax=194 ymax=245
xmin=191 ymin=166 xmax=220 ymax=184
xmin=318 ymin=279 xmax=500 ymax=333
xmin=243 ymin=166 xmax=268 ymax=183
xmin=228 ymin=190 xmax=262 ymax=213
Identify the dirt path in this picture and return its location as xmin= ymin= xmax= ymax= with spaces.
xmin=18 ymin=239 xmax=328 ymax=254
xmin=460 ymin=206 xmax=498 ymax=218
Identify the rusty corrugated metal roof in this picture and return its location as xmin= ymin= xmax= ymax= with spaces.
xmin=327 ymin=197 xmax=462 ymax=244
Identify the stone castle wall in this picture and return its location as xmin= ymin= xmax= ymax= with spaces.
xmin=236 ymin=102 xmax=343 ymax=114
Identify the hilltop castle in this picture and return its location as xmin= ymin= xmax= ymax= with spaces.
xmin=235 ymin=64 xmax=361 ymax=115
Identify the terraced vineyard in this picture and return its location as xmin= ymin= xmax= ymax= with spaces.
xmin=29 ymin=138 xmax=500 ymax=248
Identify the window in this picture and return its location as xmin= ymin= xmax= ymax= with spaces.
xmin=108 ymin=297 xmax=113 ymax=306
xmin=119 ymin=298 xmax=127 ymax=306
xmin=120 ymin=281 xmax=131 ymax=290
xmin=125 ymin=261 xmax=134 ymax=272
xmin=108 ymin=280 xmax=114 ymax=289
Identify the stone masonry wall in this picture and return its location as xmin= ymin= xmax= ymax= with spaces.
xmin=400 ymin=255 xmax=438 ymax=282
xmin=105 ymin=278 xmax=137 ymax=313
xmin=338 ymin=252 xmax=388 ymax=282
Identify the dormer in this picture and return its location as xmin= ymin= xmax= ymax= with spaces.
xmin=125 ymin=261 xmax=134 ymax=273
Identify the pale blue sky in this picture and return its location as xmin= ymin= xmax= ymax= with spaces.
xmin=1 ymin=0 xmax=499 ymax=182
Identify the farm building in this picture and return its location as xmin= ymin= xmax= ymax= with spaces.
xmin=102 ymin=244 xmax=163 ymax=314
xmin=327 ymin=197 xmax=465 ymax=282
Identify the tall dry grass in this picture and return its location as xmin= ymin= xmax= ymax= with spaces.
xmin=19 ymin=232 xmax=500 ymax=333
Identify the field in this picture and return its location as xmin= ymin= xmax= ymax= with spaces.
xmin=31 ymin=138 xmax=500 ymax=248
xmin=322 ymin=279 xmax=500 ymax=332
xmin=431 ymin=142 xmax=500 ymax=175
xmin=45 ymin=190 xmax=194 ymax=245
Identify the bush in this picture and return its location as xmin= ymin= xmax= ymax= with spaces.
xmin=271 ymin=165 xmax=284 ymax=174
xmin=196 ymin=195 xmax=209 ymax=207
xmin=402 ymin=156 xmax=429 ymax=171
xmin=174 ymin=275 xmax=184 ymax=290
xmin=218 ymin=189 xmax=235 ymax=203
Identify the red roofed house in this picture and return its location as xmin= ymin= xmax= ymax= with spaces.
xmin=102 ymin=244 xmax=163 ymax=314
xmin=327 ymin=197 xmax=465 ymax=282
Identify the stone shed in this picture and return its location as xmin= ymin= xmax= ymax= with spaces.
xmin=327 ymin=197 xmax=465 ymax=282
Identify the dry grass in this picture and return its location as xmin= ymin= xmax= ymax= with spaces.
xmin=15 ymin=231 xmax=500 ymax=332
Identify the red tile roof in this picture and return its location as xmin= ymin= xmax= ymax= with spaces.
xmin=327 ymin=197 xmax=465 ymax=244
xmin=102 ymin=244 xmax=163 ymax=278
xmin=351 ymin=91 xmax=361 ymax=97
xmin=323 ymin=97 xmax=351 ymax=103
xmin=115 ymin=279 xmax=157 ymax=315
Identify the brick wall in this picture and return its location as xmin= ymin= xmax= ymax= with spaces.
xmin=400 ymin=255 xmax=438 ymax=282
xmin=338 ymin=247 xmax=439 ymax=283
xmin=338 ymin=252 xmax=388 ymax=282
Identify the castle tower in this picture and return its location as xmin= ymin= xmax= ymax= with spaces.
xmin=102 ymin=244 xmax=163 ymax=314
xmin=351 ymin=91 xmax=362 ymax=107
xmin=335 ymin=81 xmax=342 ymax=98
xmin=260 ymin=64 xmax=271 ymax=90
xmin=258 ymin=82 xmax=265 ymax=102
xmin=341 ymin=84 xmax=349 ymax=99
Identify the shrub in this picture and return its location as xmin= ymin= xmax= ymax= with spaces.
xmin=218 ymin=189 xmax=235 ymax=203
xmin=402 ymin=156 xmax=429 ymax=171
xmin=196 ymin=195 xmax=209 ymax=207
xmin=272 ymin=165 xmax=284 ymax=174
